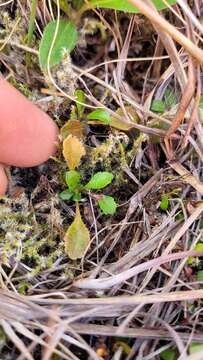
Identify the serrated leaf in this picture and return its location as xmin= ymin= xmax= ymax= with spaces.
xmin=65 ymin=170 xmax=81 ymax=191
xmin=61 ymin=120 xmax=84 ymax=140
xmin=87 ymin=109 xmax=111 ymax=125
xmin=63 ymin=135 xmax=86 ymax=170
xmin=90 ymin=0 xmax=176 ymax=12
xmin=151 ymin=99 xmax=165 ymax=113
xmin=64 ymin=203 xmax=90 ymax=259
xmin=85 ymin=172 xmax=114 ymax=190
xmin=60 ymin=189 xmax=73 ymax=200
xmin=98 ymin=195 xmax=117 ymax=215
xmin=39 ymin=20 xmax=77 ymax=70
xmin=110 ymin=106 xmax=139 ymax=131
xmin=75 ymin=89 xmax=85 ymax=117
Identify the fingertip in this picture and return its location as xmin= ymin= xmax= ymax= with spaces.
xmin=0 ymin=165 xmax=8 ymax=195
xmin=0 ymin=78 xmax=59 ymax=167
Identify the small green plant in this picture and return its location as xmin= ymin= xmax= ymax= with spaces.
xmin=60 ymin=169 xmax=116 ymax=215
xmin=151 ymin=99 xmax=165 ymax=113
xmin=61 ymin=133 xmax=117 ymax=259
xmin=39 ymin=20 xmax=77 ymax=70
xmin=160 ymin=194 xmax=169 ymax=211
xmin=87 ymin=109 xmax=111 ymax=125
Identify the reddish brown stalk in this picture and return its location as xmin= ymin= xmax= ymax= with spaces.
xmin=182 ymin=65 xmax=201 ymax=148
xmin=164 ymin=57 xmax=196 ymax=158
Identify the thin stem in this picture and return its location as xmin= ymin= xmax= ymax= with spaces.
xmin=26 ymin=0 xmax=38 ymax=67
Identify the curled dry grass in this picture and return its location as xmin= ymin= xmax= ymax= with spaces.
xmin=1 ymin=0 xmax=203 ymax=359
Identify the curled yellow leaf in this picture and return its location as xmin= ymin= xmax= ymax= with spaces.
xmin=63 ymin=135 xmax=86 ymax=170
xmin=64 ymin=203 xmax=90 ymax=259
xmin=61 ymin=120 xmax=84 ymax=140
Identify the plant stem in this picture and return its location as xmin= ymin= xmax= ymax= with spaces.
xmin=26 ymin=0 xmax=38 ymax=67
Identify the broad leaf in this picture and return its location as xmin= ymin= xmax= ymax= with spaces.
xmin=65 ymin=170 xmax=81 ymax=191
xmin=63 ymin=135 xmax=86 ymax=170
xmin=85 ymin=172 xmax=114 ymax=190
xmin=98 ymin=195 xmax=117 ymax=215
xmin=90 ymin=0 xmax=176 ymax=12
xmin=64 ymin=203 xmax=90 ymax=259
xmin=61 ymin=120 xmax=84 ymax=140
xmin=87 ymin=109 xmax=111 ymax=125
xmin=39 ymin=20 xmax=77 ymax=70
xmin=60 ymin=189 xmax=73 ymax=200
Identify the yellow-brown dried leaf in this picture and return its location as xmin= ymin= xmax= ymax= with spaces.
xmin=61 ymin=120 xmax=84 ymax=140
xmin=64 ymin=203 xmax=90 ymax=259
xmin=63 ymin=135 xmax=86 ymax=170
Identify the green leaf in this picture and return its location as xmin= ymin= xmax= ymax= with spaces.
xmin=39 ymin=20 xmax=77 ymax=70
xmin=65 ymin=170 xmax=81 ymax=191
xmin=75 ymin=89 xmax=85 ymax=117
xmin=197 ymin=270 xmax=203 ymax=282
xmin=64 ymin=203 xmax=90 ymax=259
xmin=89 ymin=0 xmax=176 ymax=12
xmin=164 ymin=89 xmax=176 ymax=109
xmin=72 ymin=192 xmax=82 ymax=201
xmin=151 ymin=99 xmax=165 ymax=113
xmin=60 ymin=189 xmax=73 ymax=200
xmin=188 ymin=243 xmax=203 ymax=265
xmin=189 ymin=343 xmax=203 ymax=354
xmin=200 ymin=219 xmax=203 ymax=229
xmin=98 ymin=195 xmax=117 ymax=215
xmin=175 ymin=212 xmax=184 ymax=220
xmin=160 ymin=349 xmax=175 ymax=360
xmin=85 ymin=172 xmax=114 ymax=190
xmin=160 ymin=195 xmax=169 ymax=211
xmin=87 ymin=109 xmax=111 ymax=125
xmin=199 ymin=95 xmax=203 ymax=109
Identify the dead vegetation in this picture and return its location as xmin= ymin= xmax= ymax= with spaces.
xmin=1 ymin=0 xmax=203 ymax=359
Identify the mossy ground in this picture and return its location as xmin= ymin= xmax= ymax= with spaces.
xmin=1 ymin=2 xmax=203 ymax=359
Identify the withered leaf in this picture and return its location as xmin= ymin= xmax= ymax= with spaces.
xmin=63 ymin=135 xmax=86 ymax=170
xmin=64 ymin=203 xmax=90 ymax=259
xmin=61 ymin=120 xmax=84 ymax=140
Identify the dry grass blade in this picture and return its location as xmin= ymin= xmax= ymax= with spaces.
xmin=2 ymin=0 xmax=203 ymax=357
xmin=0 ymin=320 xmax=34 ymax=360
xmin=74 ymin=250 xmax=203 ymax=289
xmin=170 ymin=161 xmax=203 ymax=195
xmin=127 ymin=0 xmax=203 ymax=63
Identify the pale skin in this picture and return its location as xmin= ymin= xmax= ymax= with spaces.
xmin=0 ymin=78 xmax=59 ymax=194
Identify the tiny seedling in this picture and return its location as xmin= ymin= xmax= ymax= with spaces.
xmin=61 ymin=134 xmax=117 ymax=260
xmin=60 ymin=169 xmax=117 ymax=214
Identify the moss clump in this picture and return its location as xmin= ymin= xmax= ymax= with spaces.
xmin=0 ymin=192 xmax=64 ymax=275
